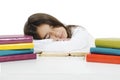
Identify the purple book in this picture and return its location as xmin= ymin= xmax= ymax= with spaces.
xmin=0 ymin=53 xmax=36 ymax=62
xmin=0 ymin=35 xmax=33 ymax=44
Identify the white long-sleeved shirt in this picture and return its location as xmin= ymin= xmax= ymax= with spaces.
xmin=33 ymin=27 xmax=95 ymax=53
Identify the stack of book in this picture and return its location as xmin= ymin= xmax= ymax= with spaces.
xmin=86 ymin=38 xmax=120 ymax=64
xmin=0 ymin=35 xmax=36 ymax=62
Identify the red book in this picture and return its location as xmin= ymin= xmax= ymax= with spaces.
xmin=0 ymin=35 xmax=33 ymax=44
xmin=86 ymin=53 xmax=120 ymax=64
xmin=0 ymin=53 xmax=36 ymax=62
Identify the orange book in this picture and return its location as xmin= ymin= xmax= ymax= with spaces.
xmin=86 ymin=53 xmax=120 ymax=64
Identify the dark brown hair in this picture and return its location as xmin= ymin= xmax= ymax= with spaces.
xmin=24 ymin=13 xmax=73 ymax=39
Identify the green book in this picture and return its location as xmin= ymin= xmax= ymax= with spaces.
xmin=95 ymin=38 xmax=120 ymax=48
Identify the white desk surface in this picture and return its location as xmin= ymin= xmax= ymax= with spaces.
xmin=1 ymin=55 xmax=120 ymax=80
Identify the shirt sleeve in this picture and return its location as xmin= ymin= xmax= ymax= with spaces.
xmin=41 ymin=27 xmax=94 ymax=52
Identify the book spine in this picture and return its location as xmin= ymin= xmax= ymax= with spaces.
xmin=86 ymin=54 xmax=120 ymax=64
xmin=0 ymin=49 xmax=34 ymax=56
xmin=0 ymin=53 xmax=36 ymax=62
xmin=95 ymin=39 xmax=120 ymax=48
xmin=0 ymin=43 xmax=34 ymax=50
xmin=0 ymin=36 xmax=33 ymax=44
xmin=90 ymin=47 xmax=120 ymax=55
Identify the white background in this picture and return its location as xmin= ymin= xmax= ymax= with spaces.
xmin=1 ymin=0 xmax=120 ymax=79
xmin=0 ymin=0 xmax=120 ymax=38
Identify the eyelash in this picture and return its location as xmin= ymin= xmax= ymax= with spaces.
xmin=45 ymin=26 xmax=53 ymax=39
xmin=45 ymin=34 xmax=50 ymax=39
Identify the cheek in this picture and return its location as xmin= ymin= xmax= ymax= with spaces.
xmin=37 ymin=28 xmax=46 ymax=39
xmin=61 ymin=28 xmax=67 ymax=36
xmin=59 ymin=28 xmax=68 ymax=38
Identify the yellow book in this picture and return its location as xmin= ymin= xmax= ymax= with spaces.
xmin=38 ymin=51 xmax=87 ymax=57
xmin=0 ymin=43 xmax=33 ymax=50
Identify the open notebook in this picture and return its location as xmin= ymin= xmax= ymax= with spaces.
xmin=38 ymin=51 xmax=87 ymax=57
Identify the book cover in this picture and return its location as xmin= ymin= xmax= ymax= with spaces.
xmin=0 ymin=53 xmax=36 ymax=62
xmin=38 ymin=51 xmax=87 ymax=57
xmin=86 ymin=53 xmax=120 ymax=64
xmin=0 ymin=49 xmax=33 ymax=56
xmin=95 ymin=38 xmax=120 ymax=48
xmin=90 ymin=47 xmax=120 ymax=55
xmin=0 ymin=35 xmax=33 ymax=44
xmin=0 ymin=43 xmax=34 ymax=50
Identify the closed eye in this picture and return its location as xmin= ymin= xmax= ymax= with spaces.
xmin=44 ymin=33 xmax=50 ymax=39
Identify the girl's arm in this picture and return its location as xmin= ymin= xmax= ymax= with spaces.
xmin=41 ymin=27 xmax=94 ymax=52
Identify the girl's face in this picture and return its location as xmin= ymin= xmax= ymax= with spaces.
xmin=37 ymin=24 xmax=68 ymax=41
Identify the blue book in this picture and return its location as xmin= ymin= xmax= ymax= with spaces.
xmin=0 ymin=49 xmax=33 ymax=56
xmin=90 ymin=47 xmax=120 ymax=55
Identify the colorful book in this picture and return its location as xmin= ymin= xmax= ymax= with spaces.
xmin=90 ymin=47 xmax=120 ymax=55
xmin=0 ymin=49 xmax=33 ymax=56
xmin=0 ymin=53 xmax=36 ymax=62
xmin=86 ymin=53 xmax=120 ymax=64
xmin=95 ymin=38 xmax=120 ymax=48
xmin=0 ymin=35 xmax=33 ymax=44
xmin=0 ymin=43 xmax=34 ymax=50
